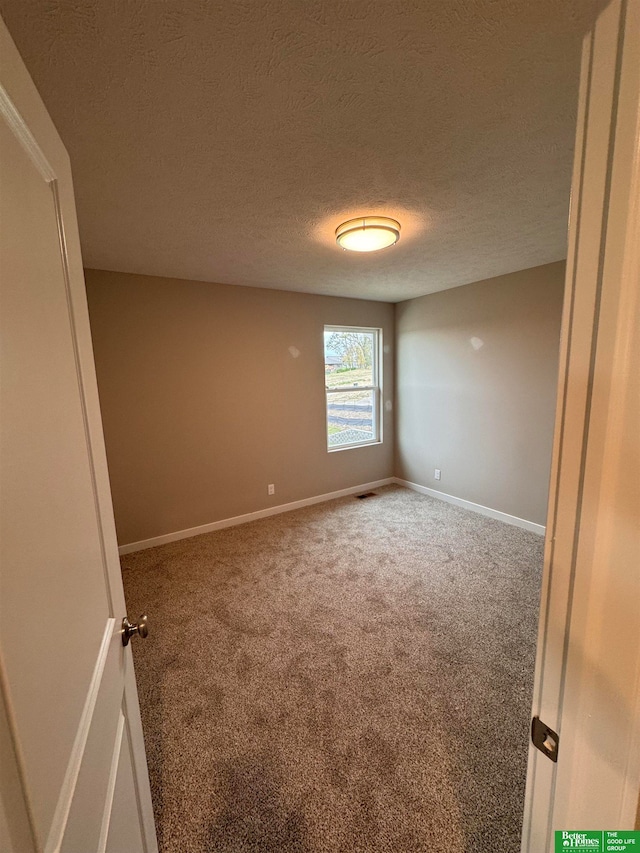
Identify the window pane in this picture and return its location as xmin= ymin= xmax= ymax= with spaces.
xmin=327 ymin=389 xmax=376 ymax=447
xmin=324 ymin=330 xmax=375 ymax=387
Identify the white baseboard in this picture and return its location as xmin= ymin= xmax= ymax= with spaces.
xmin=118 ymin=478 xmax=396 ymax=555
xmin=393 ymin=478 xmax=546 ymax=536
xmin=119 ymin=475 xmax=544 ymax=555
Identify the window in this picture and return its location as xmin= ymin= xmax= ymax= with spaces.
xmin=324 ymin=326 xmax=382 ymax=451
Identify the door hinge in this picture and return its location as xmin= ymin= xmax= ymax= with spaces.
xmin=531 ymin=716 xmax=559 ymax=762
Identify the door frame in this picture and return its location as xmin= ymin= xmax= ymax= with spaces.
xmin=0 ymin=18 xmax=157 ymax=853
xmin=522 ymin=0 xmax=640 ymax=847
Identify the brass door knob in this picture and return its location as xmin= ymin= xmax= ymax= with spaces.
xmin=122 ymin=614 xmax=149 ymax=646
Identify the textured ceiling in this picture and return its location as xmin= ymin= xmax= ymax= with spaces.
xmin=1 ymin=1 xmax=597 ymax=301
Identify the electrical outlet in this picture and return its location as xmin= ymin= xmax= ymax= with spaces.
xmin=268 ymin=484 xmax=275 ymax=495
xmin=434 ymin=468 xmax=441 ymax=481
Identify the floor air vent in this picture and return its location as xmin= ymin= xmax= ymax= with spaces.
xmin=355 ymin=492 xmax=377 ymax=499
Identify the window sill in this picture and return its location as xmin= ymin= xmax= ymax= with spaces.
xmin=327 ymin=438 xmax=382 ymax=453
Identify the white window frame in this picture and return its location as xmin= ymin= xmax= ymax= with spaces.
xmin=324 ymin=325 xmax=382 ymax=452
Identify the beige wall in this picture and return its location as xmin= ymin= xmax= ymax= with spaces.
xmin=87 ymin=262 xmax=564 ymax=544
xmin=86 ymin=270 xmax=394 ymax=546
xmin=395 ymin=262 xmax=565 ymax=525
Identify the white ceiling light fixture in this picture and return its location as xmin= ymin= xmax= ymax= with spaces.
xmin=335 ymin=216 xmax=401 ymax=252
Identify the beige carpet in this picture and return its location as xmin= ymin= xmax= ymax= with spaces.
xmin=122 ymin=485 xmax=543 ymax=852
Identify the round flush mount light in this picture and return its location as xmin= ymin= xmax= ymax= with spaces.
xmin=335 ymin=216 xmax=401 ymax=252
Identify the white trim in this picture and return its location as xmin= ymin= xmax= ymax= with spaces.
xmin=0 ymin=84 xmax=56 ymax=182
xmin=393 ymin=478 xmax=546 ymax=536
xmin=118 ymin=476 xmax=545 ymax=555
xmin=118 ymin=479 xmax=396 ymax=554
xmin=45 ymin=618 xmax=116 ymax=853
xmin=122 ymin=656 xmax=157 ymax=853
xmin=327 ymin=436 xmax=382 ymax=453
xmin=96 ymin=712 xmax=125 ymax=853
xmin=324 ymin=324 xmax=382 ymax=336
xmin=326 ymin=385 xmax=377 ymax=392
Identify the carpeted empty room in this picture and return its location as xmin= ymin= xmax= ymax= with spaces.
xmin=7 ymin=1 xmax=638 ymax=849
xmin=122 ymin=485 xmax=542 ymax=853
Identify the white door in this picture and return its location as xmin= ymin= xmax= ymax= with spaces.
xmin=0 ymin=18 xmax=157 ymax=853
xmin=522 ymin=0 xmax=640 ymax=848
